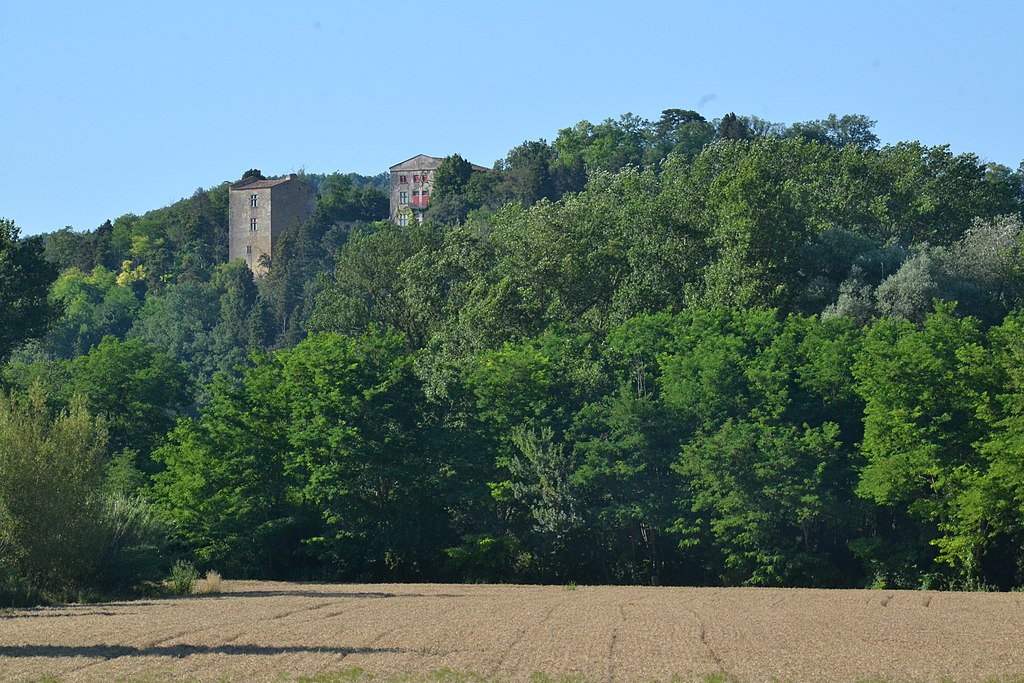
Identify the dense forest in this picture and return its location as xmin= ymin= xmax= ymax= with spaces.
xmin=3 ymin=110 xmax=1024 ymax=604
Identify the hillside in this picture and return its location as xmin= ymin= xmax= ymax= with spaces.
xmin=2 ymin=110 xmax=1024 ymax=604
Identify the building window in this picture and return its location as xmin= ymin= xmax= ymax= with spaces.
xmin=413 ymin=175 xmax=420 ymax=183
xmin=246 ymin=245 xmax=252 ymax=255
xmin=399 ymin=175 xmax=408 ymax=184
xmin=421 ymin=173 xmax=428 ymax=183
xmin=412 ymin=190 xmax=420 ymax=205
xmin=250 ymin=194 xmax=258 ymax=208
xmin=421 ymin=192 xmax=429 ymax=205
xmin=400 ymin=191 xmax=408 ymax=205
xmin=251 ymin=218 xmax=258 ymax=231
xmin=398 ymin=215 xmax=408 ymax=227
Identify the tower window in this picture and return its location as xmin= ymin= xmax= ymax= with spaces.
xmin=246 ymin=245 xmax=252 ymax=254
xmin=251 ymin=218 xmax=258 ymax=231
xmin=250 ymin=194 xmax=258 ymax=207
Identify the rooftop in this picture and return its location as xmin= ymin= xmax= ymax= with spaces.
xmin=390 ymin=154 xmax=489 ymax=173
xmin=230 ymin=174 xmax=300 ymax=190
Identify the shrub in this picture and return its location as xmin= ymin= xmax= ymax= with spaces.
xmin=195 ymin=570 xmax=223 ymax=594
xmin=169 ymin=560 xmax=198 ymax=595
xmin=93 ymin=495 xmax=170 ymax=593
xmin=0 ymin=386 xmax=107 ymax=603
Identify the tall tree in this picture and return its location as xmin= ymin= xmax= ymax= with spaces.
xmin=0 ymin=219 xmax=60 ymax=361
xmin=787 ymin=114 xmax=879 ymax=150
xmin=853 ymin=303 xmax=995 ymax=586
xmin=717 ymin=113 xmax=752 ymax=141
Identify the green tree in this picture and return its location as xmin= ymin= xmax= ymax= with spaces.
xmin=463 ymin=329 xmax=608 ymax=579
xmin=853 ymin=303 xmax=995 ymax=586
xmin=129 ymin=280 xmax=221 ymax=385
xmin=787 ymin=114 xmax=880 ymax=150
xmin=425 ymin=154 xmax=478 ymax=225
xmin=717 ymin=113 xmax=752 ymax=141
xmin=650 ymin=109 xmax=714 ymax=163
xmin=496 ymin=140 xmax=557 ymax=206
xmin=308 ymin=222 xmax=440 ymax=346
xmin=432 ymin=154 xmax=474 ymax=199
xmin=151 ymin=362 xmax=309 ymax=576
xmin=0 ymin=387 xmax=105 ymax=597
xmin=698 ymin=138 xmax=819 ymax=308
xmin=0 ymin=219 xmax=60 ymax=361
xmin=57 ymin=337 xmax=192 ymax=462
xmin=661 ymin=309 xmax=864 ymax=586
xmin=46 ymin=265 xmax=144 ymax=358
xmin=938 ymin=312 xmax=1024 ymax=588
xmin=153 ymin=328 xmax=450 ymax=580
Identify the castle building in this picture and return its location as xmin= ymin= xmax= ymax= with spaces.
xmin=389 ymin=155 xmax=442 ymax=226
xmin=389 ymin=154 xmax=489 ymax=225
xmin=228 ymin=174 xmax=316 ymax=277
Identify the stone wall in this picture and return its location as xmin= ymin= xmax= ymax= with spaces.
xmin=389 ymin=155 xmax=444 ymax=224
xmin=228 ymin=187 xmax=273 ymax=273
xmin=228 ymin=175 xmax=315 ymax=277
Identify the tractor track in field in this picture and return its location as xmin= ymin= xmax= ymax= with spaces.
xmin=1 ymin=580 xmax=1023 ymax=682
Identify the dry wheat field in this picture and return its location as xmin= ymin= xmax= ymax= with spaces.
xmin=1 ymin=581 xmax=1023 ymax=682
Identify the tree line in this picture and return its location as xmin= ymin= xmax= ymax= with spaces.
xmin=2 ymin=110 xmax=1024 ymax=602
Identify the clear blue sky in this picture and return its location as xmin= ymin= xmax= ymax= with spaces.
xmin=2 ymin=1 xmax=1021 ymax=236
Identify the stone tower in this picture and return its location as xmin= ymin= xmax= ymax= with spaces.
xmin=228 ymin=174 xmax=316 ymax=277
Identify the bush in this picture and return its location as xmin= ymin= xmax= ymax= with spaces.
xmin=169 ymin=560 xmax=198 ymax=595
xmin=0 ymin=386 xmax=107 ymax=602
xmin=195 ymin=570 xmax=223 ymax=594
xmin=0 ymin=386 xmax=174 ymax=605
xmin=93 ymin=495 xmax=170 ymax=593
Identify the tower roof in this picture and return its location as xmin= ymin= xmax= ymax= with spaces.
xmin=230 ymin=174 xmax=303 ymax=190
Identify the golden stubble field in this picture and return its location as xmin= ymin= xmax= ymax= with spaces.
xmin=1 ymin=581 xmax=1022 ymax=682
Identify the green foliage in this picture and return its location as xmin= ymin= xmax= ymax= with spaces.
xmin=427 ymin=154 xmax=482 ymax=225
xmin=0 ymin=385 xmax=169 ymax=603
xmin=168 ymin=560 xmax=198 ymax=595
xmin=442 ymin=534 xmax=522 ymax=582
xmin=949 ymin=313 xmax=1024 ymax=588
xmin=852 ymin=303 xmax=1002 ymax=585
xmin=659 ymin=309 xmax=864 ymax=586
xmin=93 ymin=493 xmax=170 ymax=592
xmin=45 ymin=264 xmax=143 ymax=357
xmin=308 ymin=222 xmax=441 ymax=346
xmin=152 ymin=327 xmax=448 ymax=580
xmin=150 ymin=363 xmax=309 ymax=577
xmin=432 ymin=154 xmax=475 ymax=199
xmin=716 ymin=113 xmax=752 ymax=141
xmin=0 ymin=219 xmax=60 ymax=361
xmin=854 ymin=303 xmax=990 ymax=512
xmin=787 ymin=113 xmax=880 ymax=150
xmin=0 ymin=387 xmax=107 ymax=596
xmin=61 ymin=336 xmax=192 ymax=460
xmin=129 ymin=279 xmax=221 ymax=382
xmin=7 ymin=108 xmax=1024 ymax=592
